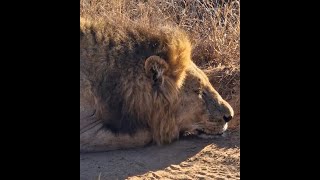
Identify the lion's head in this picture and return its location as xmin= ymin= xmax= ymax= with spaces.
xmin=141 ymin=55 xmax=234 ymax=144
xmin=176 ymin=62 xmax=234 ymax=138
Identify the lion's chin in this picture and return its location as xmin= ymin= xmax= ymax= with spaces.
xmin=182 ymin=123 xmax=229 ymax=139
xmin=196 ymin=123 xmax=228 ymax=139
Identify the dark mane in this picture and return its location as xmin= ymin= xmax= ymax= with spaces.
xmin=80 ymin=17 xmax=192 ymax=144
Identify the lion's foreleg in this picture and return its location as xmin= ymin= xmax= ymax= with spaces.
xmin=80 ymin=123 xmax=152 ymax=152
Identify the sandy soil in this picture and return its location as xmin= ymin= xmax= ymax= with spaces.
xmin=80 ymin=125 xmax=239 ymax=180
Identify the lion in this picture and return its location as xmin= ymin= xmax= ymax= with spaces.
xmin=80 ymin=17 xmax=234 ymax=152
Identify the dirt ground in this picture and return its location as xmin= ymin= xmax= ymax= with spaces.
xmin=80 ymin=125 xmax=240 ymax=180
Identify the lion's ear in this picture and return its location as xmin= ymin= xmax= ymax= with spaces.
xmin=144 ymin=56 xmax=169 ymax=87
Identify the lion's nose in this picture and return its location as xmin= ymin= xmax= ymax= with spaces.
xmin=223 ymin=115 xmax=233 ymax=122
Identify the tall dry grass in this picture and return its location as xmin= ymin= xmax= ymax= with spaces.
xmin=80 ymin=0 xmax=240 ymax=127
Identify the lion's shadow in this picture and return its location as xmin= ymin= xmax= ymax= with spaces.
xmin=80 ymin=132 xmax=239 ymax=180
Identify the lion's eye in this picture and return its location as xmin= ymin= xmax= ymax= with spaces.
xmin=194 ymin=89 xmax=202 ymax=95
xmin=202 ymin=91 xmax=207 ymax=96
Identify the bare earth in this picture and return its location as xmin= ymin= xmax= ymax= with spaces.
xmin=80 ymin=125 xmax=239 ymax=180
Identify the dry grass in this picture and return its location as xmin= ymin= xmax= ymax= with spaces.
xmin=80 ymin=0 xmax=240 ymax=127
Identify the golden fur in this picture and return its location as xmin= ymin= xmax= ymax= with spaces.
xmin=80 ymin=17 xmax=234 ymax=152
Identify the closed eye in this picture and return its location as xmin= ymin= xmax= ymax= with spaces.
xmin=202 ymin=90 xmax=207 ymax=96
xmin=194 ymin=89 xmax=202 ymax=95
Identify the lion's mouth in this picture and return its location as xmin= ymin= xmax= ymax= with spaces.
xmin=182 ymin=123 xmax=228 ymax=139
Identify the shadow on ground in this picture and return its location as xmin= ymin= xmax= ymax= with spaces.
xmin=80 ymin=128 xmax=239 ymax=180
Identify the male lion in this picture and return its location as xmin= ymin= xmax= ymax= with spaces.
xmin=80 ymin=17 xmax=234 ymax=152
